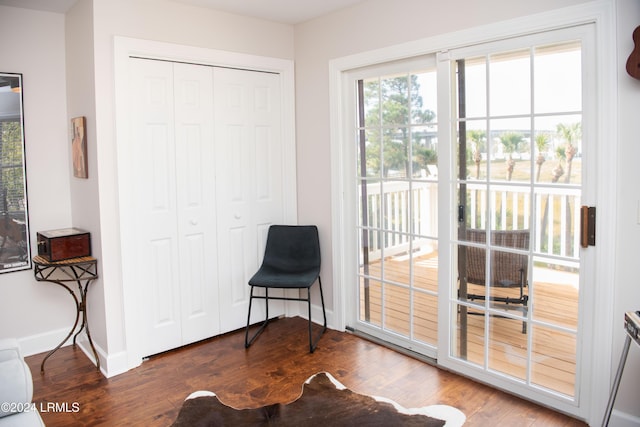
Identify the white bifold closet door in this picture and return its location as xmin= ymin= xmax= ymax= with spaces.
xmin=213 ymin=67 xmax=286 ymax=334
xmin=130 ymin=58 xmax=285 ymax=357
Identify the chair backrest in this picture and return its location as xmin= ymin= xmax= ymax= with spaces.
xmin=261 ymin=225 xmax=321 ymax=273
xmin=464 ymin=229 xmax=529 ymax=287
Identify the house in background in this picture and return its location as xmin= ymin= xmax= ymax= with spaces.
xmin=0 ymin=0 xmax=638 ymax=425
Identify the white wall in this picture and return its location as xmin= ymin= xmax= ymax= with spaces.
xmin=0 ymin=6 xmax=74 ymax=354
xmin=613 ymin=0 xmax=640 ymax=421
xmin=293 ymin=0 xmax=639 ymax=424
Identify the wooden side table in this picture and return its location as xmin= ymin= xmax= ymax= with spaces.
xmin=32 ymin=255 xmax=100 ymax=372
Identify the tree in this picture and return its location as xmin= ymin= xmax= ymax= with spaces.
xmin=535 ymin=133 xmax=549 ymax=182
xmin=499 ymin=132 xmax=524 ymax=181
xmin=364 ymin=75 xmax=436 ymax=177
xmin=540 ymin=124 xmax=581 ymax=254
xmin=556 ymin=122 xmax=581 ymax=184
xmin=467 ymin=130 xmax=485 ymax=179
xmin=556 ymin=122 xmax=581 ymax=254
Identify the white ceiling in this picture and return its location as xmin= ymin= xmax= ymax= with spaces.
xmin=0 ymin=0 xmax=366 ymax=24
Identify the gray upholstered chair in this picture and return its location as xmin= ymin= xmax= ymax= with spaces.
xmin=0 ymin=339 xmax=44 ymax=426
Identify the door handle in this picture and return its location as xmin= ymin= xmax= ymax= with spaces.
xmin=580 ymin=206 xmax=596 ymax=247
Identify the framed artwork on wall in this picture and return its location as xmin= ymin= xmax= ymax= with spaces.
xmin=71 ymin=116 xmax=87 ymax=179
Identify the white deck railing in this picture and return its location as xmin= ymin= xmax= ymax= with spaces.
xmin=362 ymin=181 xmax=581 ymax=261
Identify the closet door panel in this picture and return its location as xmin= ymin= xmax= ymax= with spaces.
xmin=215 ymin=68 xmax=285 ymax=332
xmin=131 ymin=58 xmax=182 ymax=356
xmin=252 ymin=74 xmax=283 ymax=224
xmin=128 ymin=58 xmax=290 ymax=356
xmin=174 ymin=63 xmax=220 ymax=344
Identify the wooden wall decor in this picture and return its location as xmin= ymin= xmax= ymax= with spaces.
xmin=71 ymin=116 xmax=88 ymax=178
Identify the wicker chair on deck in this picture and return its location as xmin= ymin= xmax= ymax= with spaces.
xmin=461 ymin=228 xmax=530 ymax=333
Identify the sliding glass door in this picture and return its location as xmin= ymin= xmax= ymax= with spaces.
xmin=352 ymin=57 xmax=440 ymax=358
xmin=450 ymin=34 xmax=586 ymax=399
xmin=344 ymin=23 xmax=597 ymax=415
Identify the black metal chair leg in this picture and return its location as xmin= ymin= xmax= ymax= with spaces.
xmin=318 ymin=277 xmax=327 ymax=328
xmin=308 ymin=277 xmax=327 ymax=353
xmin=308 ymin=288 xmax=313 ymax=352
xmin=246 ymin=278 xmax=327 ymax=352
xmin=245 ymin=287 xmax=270 ymax=348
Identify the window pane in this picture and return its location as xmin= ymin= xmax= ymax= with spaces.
xmin=488 ymin=315 xmax=527 ymax=381
xmin=381 ymin=74 xmax=410 ymax=125
xmin=413 ymin=184 xmax=438 ymax=238
xmin=489 ymin=117 xmax=532 ymax=183
xmin=457 ymin=183 xmax=488 ymax=230
xmin=363 ymin=78 xmax=380 ymax=126
xmin=358 ymin=180 xmax=381 ymax=231
xmin=412 ymin=69 xmax=438 ymax=124
xmin=385 ymin=283 xmax=410 ymax=335
xmin=360 ymin=277 xmax=382 ymax=326
xmin=489 ymin=49 xmax=531 ymax=116
xmin=533 ymin=115 xmax=582 ymax=185
xmin=531 ymin=257 xmax=579 ymax=330
xmin=382 ymin=128 xmax=408 ymax=178
xmin=359 ymin=228 xmax=381 ymax=279
xmin=534 ymin=42 xmax=582 ymax=114
xmin=412 ymin=125 xmax=438 ymax=179
xmin=453 ymin=302 xmax=486 ymax=365
xmin=531 ymin=325 xmax=576 ymax=396
xmin=0 ymin=72 xmax=30 ymax=273
xmin=458 ymin=56 xmax=487 ymax=118
xmin=414 ymin=290 xmax=437 ymax=345
xmin=358 ymin=128 xmax=382 ymax=177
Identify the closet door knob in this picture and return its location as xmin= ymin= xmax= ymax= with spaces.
xmin=234 ymin=213 xmax=241 ymax=219
xmin=190 ymin=219 xmax=198 ymax=225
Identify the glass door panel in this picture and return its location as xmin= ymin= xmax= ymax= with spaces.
xmin=356 ymin=62 xmax=439 ymax=352
xmin=453 ymin=40 xmax=583 ymax=400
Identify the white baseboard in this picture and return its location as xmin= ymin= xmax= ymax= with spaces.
xmin=75 ymin=334 xmax=130 ymax=378
xmin=18 ymin=327 xmax=75 ymax=357
xmin=610 ymin=410 xmax=640 ymax=427
xmin=286 ymin=301 xmax=334 ymax=330
xmin=18 ymin=328 xmax=129 ymax=378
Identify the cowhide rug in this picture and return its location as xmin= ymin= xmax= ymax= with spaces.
xmin=171 ymin=372 xmax=466 ymax=426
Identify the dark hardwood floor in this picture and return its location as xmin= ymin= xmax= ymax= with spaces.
xmin=25 ymin=317 xmax=587 ymax=426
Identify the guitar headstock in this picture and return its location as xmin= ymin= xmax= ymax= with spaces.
xmin=626 ymin=25 xmax=640 ymax=80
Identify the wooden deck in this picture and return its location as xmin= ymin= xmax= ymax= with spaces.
xmin=359 ymin=251 xmax=579 ymax=397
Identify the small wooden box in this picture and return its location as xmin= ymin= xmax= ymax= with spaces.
xmin=36 ymin=228 xmax=91 ymax=262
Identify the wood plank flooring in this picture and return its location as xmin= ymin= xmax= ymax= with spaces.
xmin=25 ymin=317 xmax=587 ymax=426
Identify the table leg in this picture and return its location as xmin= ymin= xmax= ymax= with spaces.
xmin=601 ymin=335 xmax=632 ymax=427
xmin=79 ymin=280 xmax=100 ymax=370
xmin=40 ymin=282 xmax=81 ymax=373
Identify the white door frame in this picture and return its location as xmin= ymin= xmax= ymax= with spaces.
xmin=114 ymin=36 xmax=297 ymax=371
xmin=329 ymin=3 xmax=616 ymax=424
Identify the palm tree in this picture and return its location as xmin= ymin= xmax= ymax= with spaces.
xmin=552 ymin=146 xmax=566 ymax=183
xmin=499 ymin=132 xmax=524 ymax=181
xmin=535 ymin=133 xmax=549 ymax=182
xmin=556 ymin=122 xmax=581 ymax=184
xmin=540 ymin=146 xmax=566 ymax=252
xmin=467 ymin=130 xmax=485 ymax=179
